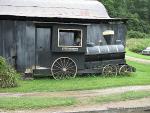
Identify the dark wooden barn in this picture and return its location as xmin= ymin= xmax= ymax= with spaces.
xmin=0 ymin=0 xmax=127 ymax=77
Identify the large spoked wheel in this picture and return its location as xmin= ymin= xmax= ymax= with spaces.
xmin=119 ymin=65 xmax=132 ymax=75
xmin=102 ymin=64 xmax=117 ymax=77
xmin=51 ymin=57 xmax=77 ymax=80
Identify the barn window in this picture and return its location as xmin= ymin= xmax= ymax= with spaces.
xmin=58 ymin=29 xmax=82 ymax=47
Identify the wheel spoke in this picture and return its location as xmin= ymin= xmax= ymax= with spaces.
xmin=119 ymin=65 xmax=131 ymax=75
xmin=53 ymin=70 xmax=62 ymax=74
xmin=53 ymin=74 xmax=62 ymax=80
xmin=66 ymin=73 xmax=74 ymax=79
xmin=66 ymin=65 xmax=76 ymax=70
xmin=53 ymin=64 xmax=62 ymax=69
xmin=65 ymin=59 xmax=70 ymax=68
xmin=59 ymin=58 xmax=64 ymax=68
xmin=63 ymin=58 xmax=67 ymax=67
xmin=67 ymin=69 xmax=76 ymax=72
xmin=66 ymin=61 xmax=73 ymax=68
xmin=56 ymin=61 xmax=63 ymax=68
xmin=67 ymin=74 xmax=74 ymax=78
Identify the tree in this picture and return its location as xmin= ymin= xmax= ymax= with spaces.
xmin=100 ymin=0 xmax=150 ymax=34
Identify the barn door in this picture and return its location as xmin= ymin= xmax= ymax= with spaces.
xmin=35 ymin=27 xmax=51 ymax=68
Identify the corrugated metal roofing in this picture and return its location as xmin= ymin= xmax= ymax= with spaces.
xmin=0 ymin=0 xmax=110 ymax=19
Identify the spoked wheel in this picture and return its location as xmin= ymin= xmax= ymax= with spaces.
xmin=51 ymin=57 xmax=77 ymax=80
xmin=119 ymin=65 xmax=132 ymax=75
xmin=102 ymin=64 xmax=117 ymax=77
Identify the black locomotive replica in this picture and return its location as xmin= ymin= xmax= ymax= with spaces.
xmin=32 ymin=27 xmax=135 ymax=80
xmin=0 ymin=0 xmax=135 ymax=80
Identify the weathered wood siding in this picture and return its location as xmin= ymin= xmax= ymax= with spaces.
xmin=113 ymin=23 xmax=127 ymax=45
xmin=87 ymin=23 xmax=126 ymax=45
xmin=16 ymin=21 xmax=35 ymax=71
xmin=0 ymin=20 xmax=35 ymax=71
xmin=0 ymin=20 xmax=16 ymax=65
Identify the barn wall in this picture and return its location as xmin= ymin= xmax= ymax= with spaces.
xmin=25 ymin=22 xmax=35 ymax=69
xmin=113 ymin=23 xmax=127 ymax=45
xmin=15 ymin=21 xmax=35 ymax=71
xmin=87 ymin=23 xmax=127 ymax=45
xmin=0 ymin=20 xmax=16 ymax=65
xmin=0 ymin=20 xmax=35 ymax=71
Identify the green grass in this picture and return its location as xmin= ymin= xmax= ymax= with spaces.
xmin=0 ymin=61 xmax=150 ymax=93
xmin=126 ymin=48 xmax=150 ymax=60
xmin=92 ymin=90 xmax=150 ymax=104
xmin=0 ymin=97 xmax=76 ymax=110
xmin=0 ymin=91 xmax=150 ymax=110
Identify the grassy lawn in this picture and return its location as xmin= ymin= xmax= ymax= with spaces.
xmin=0 ymin=97 xmax=75 ymax=110
xmin=126 ymin=48 xmax=150 ymax=60
xmin=0 ymin=90 xmax=149 ymax=110
xmin=91 ymin=90 xmax=150 ymax=104
xmin=0 ymin=61 xmax=150 ymax=93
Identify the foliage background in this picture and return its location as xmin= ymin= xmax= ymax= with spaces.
xmin=100 ymin=0 xmax=150 ymax=34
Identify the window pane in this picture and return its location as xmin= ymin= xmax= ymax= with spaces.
xmin=59 ymin=29 xmax=82 ymax=47
xmin=59 ymin=32 xmax=74 ymax=46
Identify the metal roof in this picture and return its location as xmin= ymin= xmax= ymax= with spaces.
xmin=0 ymin=0 xmax=110 ymax=20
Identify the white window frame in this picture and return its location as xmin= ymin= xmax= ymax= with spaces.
xmin=58 ymin=28 xmax=83 ymax=48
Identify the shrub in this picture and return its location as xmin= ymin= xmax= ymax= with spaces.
xmin=127 ymin=30 xmax=149 ymax=39
xmin=0 ymin=56 xmax=18 ymax=88
xmin=126 ymin=38 xmax=150 ymax=53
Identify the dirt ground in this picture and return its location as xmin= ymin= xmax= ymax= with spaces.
xmin=0 ymin=85 xmax=150 ymax=98
xmin=1 ymin=98 xmax=150 ymax=113
xmin=125 ymin=56 xmax=150 ymax=64
xmin=0 ymin=85 xmax=150 ymax=113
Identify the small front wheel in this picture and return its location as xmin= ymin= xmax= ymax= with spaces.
xmin=102 ymin=64 xmax=117 ymax=77
xmin=119 ymin=65 xmax=132 ymax=75
xmin=51 ymin=57 xmax=77 ymax=80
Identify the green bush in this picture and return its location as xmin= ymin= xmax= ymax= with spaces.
xmin=0 ymin=56 xmax=18 ymax=88
xmin=126 ymin=38 xmax=150 ymax=52
xmin=127 ymin=30 xmax=149 ymax=39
